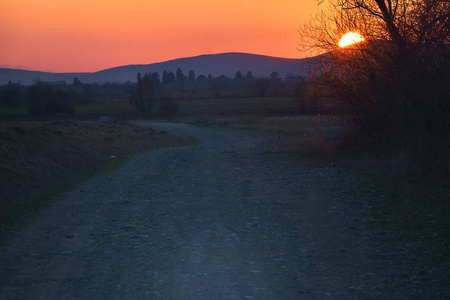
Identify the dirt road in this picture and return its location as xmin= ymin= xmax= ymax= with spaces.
xmin=0 ymin=123 xmax=440 ymax=299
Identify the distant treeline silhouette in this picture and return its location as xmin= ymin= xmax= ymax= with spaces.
xmin=1 ymin=67 xmax=332 ymax=117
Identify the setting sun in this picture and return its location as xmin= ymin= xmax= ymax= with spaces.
xmin=339 ymin=32 xmax=365 ymax=48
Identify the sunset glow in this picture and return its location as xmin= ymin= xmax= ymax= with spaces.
xmin=339 ymin=32 xmax=365 ymax=48
xmin=0 ymin=0 xmax=317 ymax=72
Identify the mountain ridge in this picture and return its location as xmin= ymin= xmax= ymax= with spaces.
xmin=0 ymin=52 xmax=311 ymax=85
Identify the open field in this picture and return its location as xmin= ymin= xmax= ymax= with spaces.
xmin=74 ymin=94 xmax=135 ymax=114
xmin=0 ymin=95 xmax=299 ymax=117
xmin=177 ymin=97 xmax=298 ymax=115
xmin=74 ymin=102 xmax=135 ymax=115
xmin=177 ymin=113 xmax=345 ymax=160
xmin=179 ymin=113 xmax=342 ymax=133
xmin=0 ymin=120 xmax=196 ymax=235
xmin=0 ymin=107 xmax=27 ymax=115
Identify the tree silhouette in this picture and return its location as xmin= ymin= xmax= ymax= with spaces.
xmin=188 ymin=70 xmax=196 ymax=82
xmin=299 ymin=0 xmax=450 ymax=143
xmin=73 ymin=77 xmax=82 ymax=87
xmin=196 ymin=74 xmax=206 ymax=81
xmin=162 ymin=70 xmax=176 ymax=85
xmin=176 ymin=68 xmax=185 ymax=82
xmin=300 ymin=0 xmax=449 ymax=59
xmin=130 ymin=72 xmax=160 ymax=113
xmin=270 ymin=72 xmax=279 ymax=80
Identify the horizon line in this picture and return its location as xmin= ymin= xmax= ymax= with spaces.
xmin=1 ymin=51 xmax=307 ymax=74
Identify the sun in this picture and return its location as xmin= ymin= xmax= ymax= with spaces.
xmin=339 ymin=32 xmax=365 ymax=48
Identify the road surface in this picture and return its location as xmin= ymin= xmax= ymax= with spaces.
xmin=0 ymin=123 xmax=430 ymax=299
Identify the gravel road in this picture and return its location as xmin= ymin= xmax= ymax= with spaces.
xmin=0 ymin=123 xmax=439 ymax=299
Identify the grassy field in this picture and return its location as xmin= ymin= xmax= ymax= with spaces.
xmin=0 ymin=120 xmax=196 ymax=236
xmin=1 ymin=95 xmax=299 ymax=116
xmin=0 ymin=107 xmax=27 ymax=115
xmin=74 ymin=102 xmax=135 ymax=114
xmin=178 ymin=97 xmax=298 ymax=115
xmin=177 ymin=113 xmax=345 ymax=162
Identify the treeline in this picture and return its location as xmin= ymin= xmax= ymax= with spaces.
xmin=127 ymin=68 xmax=340 ymax=115
xmin=0 ymin=79 xmax=134 ymax=115
xmin=130 ymin=68 xmax=306 ymax=100
xmin=0 ymin=81 xmax=77 ymax=115
xmin=1 ymin=69 xmax=336 ymax=115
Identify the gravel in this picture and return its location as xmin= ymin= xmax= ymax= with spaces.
xmin=0 ymin=123 xmax=445 ymax=299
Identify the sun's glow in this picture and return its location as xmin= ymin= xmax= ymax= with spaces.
xmin=339 ymin=32 xmax=365 ymax=48
xmin=0 ymin=0 xmax=317 ymax=72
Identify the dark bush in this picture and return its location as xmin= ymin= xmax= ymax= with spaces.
xmin=0 ymin=87 xmax=24 ymax=108
xmin=159 ymin=97 xmax=179 ymax=119
xmin=129 ymin=72 xmax=161 ymax=113
xmin=26 ymin=83 xmax=75 ymax=115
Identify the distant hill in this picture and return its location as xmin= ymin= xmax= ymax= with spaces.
xmin=0 ymin=53 xmax=312 ymax=85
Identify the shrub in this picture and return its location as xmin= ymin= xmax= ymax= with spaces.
xmin=159 ymin=97 xmax=179 ymax=119
xmin=26 ymin=83 xmax=75 ymax=115
xmin=129 ymin=72 xmax=161 ymax=113
xmin=0 ymin=87 xmax=24 ymax=108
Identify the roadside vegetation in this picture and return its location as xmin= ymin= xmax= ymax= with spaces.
xmin=0 ymin=120 xmax=195 ymax=238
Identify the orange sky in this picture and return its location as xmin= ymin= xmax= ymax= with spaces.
xmin=1 ymin=0 xmax=318 ymax=72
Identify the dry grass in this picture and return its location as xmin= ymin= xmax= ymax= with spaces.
xmin=0 ymin=120 xmax=195 ymax=230
xmin=185 ymin=113 xmax=450 ymax=287
xmin=181 ymin=112 xmax=450 ymax=291
xmin=181 ymin=113 xmax=345 ymax=161
xmin=194 ymin=112 xmax=448 ymax=197
xmin=181 ymin=113 xmax=342 ymax=133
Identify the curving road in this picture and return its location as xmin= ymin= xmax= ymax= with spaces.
xmin=0 ymin=123 xmax=420 ymax=299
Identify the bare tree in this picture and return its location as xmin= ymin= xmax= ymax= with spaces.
xmin=130 ymin=73 xmax=161 ymax=113
xmin=299 ymin=0 xmax=450 ymax=141
xmin=300 ymin=0 xmax=449 ymax=57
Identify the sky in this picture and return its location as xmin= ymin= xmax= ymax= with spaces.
xmin=1 ymin=0 xmax=318 ymax=73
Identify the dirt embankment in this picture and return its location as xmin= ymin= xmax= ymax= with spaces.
xmin=0 ymin=120 xmax=194 ymax=226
